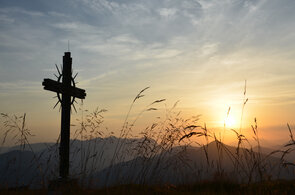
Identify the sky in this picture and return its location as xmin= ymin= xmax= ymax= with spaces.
xmin=1 ymin=0 xmax=295 ymax=146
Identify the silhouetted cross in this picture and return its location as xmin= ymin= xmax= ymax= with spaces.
xmin=42 ymin=52 xmax=86 ymax=179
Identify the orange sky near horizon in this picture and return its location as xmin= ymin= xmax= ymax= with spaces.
xmin=1 ymin=0 xmax=295 ymax=147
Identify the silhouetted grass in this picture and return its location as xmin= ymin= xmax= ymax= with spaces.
xmin=1 ymin=86 xmax=295 ymax=193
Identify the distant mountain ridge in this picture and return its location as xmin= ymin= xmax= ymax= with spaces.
xmin=92 ymin=141 xmax=295 ymax=187
xmin=0 ymin=142 xmax=55 ymax=154
xmin=0 ymin=138 xmax=295 ymax=188
xmin=0 ymin=136 xmax=158 ymax=188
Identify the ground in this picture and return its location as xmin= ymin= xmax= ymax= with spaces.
xmin=1 ymin=180 xmax=295 ymax=194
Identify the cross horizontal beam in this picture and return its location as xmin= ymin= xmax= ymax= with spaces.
xmin=42 ymin=78 xmax=86 ymax=99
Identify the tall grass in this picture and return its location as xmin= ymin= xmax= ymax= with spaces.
xmin=0 ymin=86 xmax=295 ymax=190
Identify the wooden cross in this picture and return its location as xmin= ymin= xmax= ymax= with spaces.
xmin=42 ymin=52 xmax=86 ymax=179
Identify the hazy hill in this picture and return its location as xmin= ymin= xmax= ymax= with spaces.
xmin=0 ymin=136 xmax=158 ymax=188
xmin=252 ymin=145 xmax=295 ymax=164
xmin=92 ymin=141 xmax=295 ymax=187
xmin=0 ymin=142 xmax=55 ymax=154
xmin=1 ymin=138 xmax=295 ymax=188
xmin=0 ymin=150 xmax=44 ymax=188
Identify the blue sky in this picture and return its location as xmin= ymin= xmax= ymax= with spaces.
xmin=1 ymin=0 xmax=295 ymax=144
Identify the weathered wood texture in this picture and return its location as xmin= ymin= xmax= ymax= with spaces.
xmin=42 ymin=79 xmax=86 ymax=99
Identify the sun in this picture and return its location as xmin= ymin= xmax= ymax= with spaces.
xmin=224 ymin=115 xmax=237 ymax=128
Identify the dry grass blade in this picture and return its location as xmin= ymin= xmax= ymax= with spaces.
xmin=171 ymin=100 xmax=180 ymax=110
xmin=287 ymin=123 xmax=294 ymax=144
xmin=147 ymin=108 xmax=157 ymax=111
xmin=244 ymin=98 xmax=248 ymax=105
xmin=150 ymin=99 xmax=166 ymax=105
xmin=227 ymin=107 xmax=231 ymax=117
xmin=179 ymin=132 xmax=202 ymax=142
xmin=133 ymin=87 xmax=150 ymax=103
xmin=283 ymin=162 xmax=295 ymax=167
xmin=240 ymin=80 xmax=248 ymax=133
xmin=184 ymin=125 xmax=201 ymax=130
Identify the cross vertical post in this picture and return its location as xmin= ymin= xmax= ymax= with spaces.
xmin=60 ymin=52 xmax=72 ymax=179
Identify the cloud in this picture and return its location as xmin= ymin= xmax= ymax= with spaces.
xmin=0 ymin=81 xmax=40 ymax=92
xmin=199 ymin=43 xmax=219 ymax=57
xmin=0 ymin=14 xmax=14 ymax=24
xmin=0 ymin=0 xmax=295 ymax=136
xmin=51 ymin=22 xmax=79 ymax=31
xmin=158 ymin=8 xmax=177 ymax=18
xmin=80 ymin=70 xmax=118 ymax=87
xmin=0 ymin=7 xmax=45 ymax=17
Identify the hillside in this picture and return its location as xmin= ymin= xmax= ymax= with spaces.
xmin=1 ymin=138 xmax=295 ymax=189
xmin=90 ymin=141 xmax=295 ymax=187
xmin=0 ymin=136 xmax=158 ymax=188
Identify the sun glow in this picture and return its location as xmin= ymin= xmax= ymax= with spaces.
xmin=224 ymin=115 xmax=237 ymax=128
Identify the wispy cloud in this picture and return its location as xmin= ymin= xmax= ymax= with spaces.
xmin=0 ymin=0 xmax=295 ymax=137
xmin=0 ymin=81 xmax=40 ymax=91
xmin=0 ymin=7 xmax=45 ymax=17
